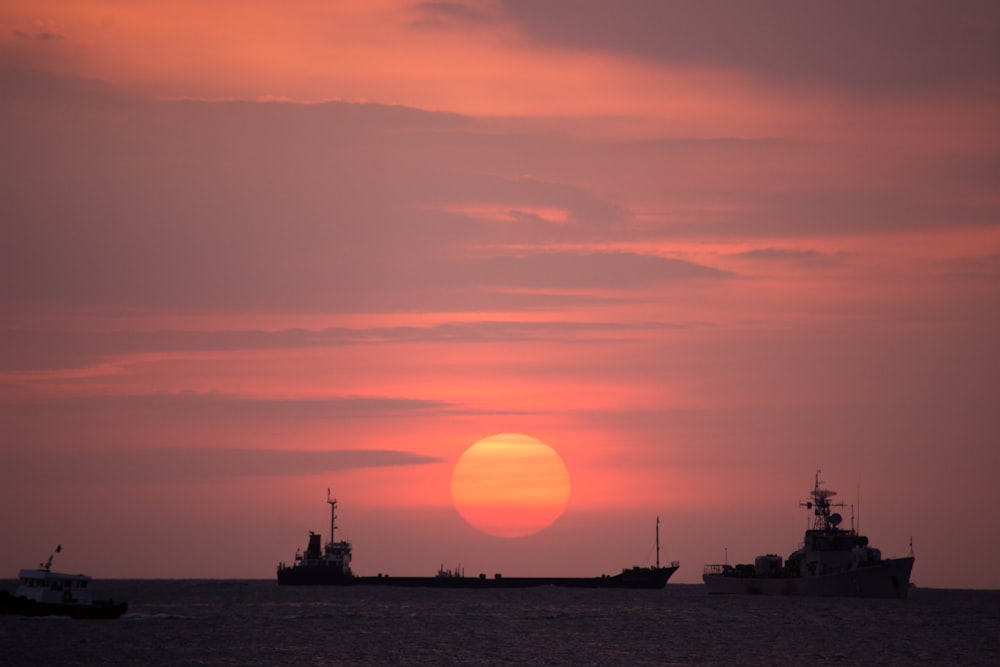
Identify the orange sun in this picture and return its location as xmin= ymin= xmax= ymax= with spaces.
xmin=450 ymin=433 xmax=571 ymax=538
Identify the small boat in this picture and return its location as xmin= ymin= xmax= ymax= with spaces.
xmin=702 ymin=472 xmax=914 ymax=598
xmin=0 ymin=546 xmax=127 ymax=619
xmin=277 ymin=490 xmax=679 ymax=588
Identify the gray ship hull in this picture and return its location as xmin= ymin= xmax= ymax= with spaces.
xmin=703 ymin=556 xmax=914 ymax=598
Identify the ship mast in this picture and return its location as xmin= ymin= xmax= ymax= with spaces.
xmin=41 ymin=544 xmax=61 ymax=572
xmin=801 ymin=469 xmax=845 ymax=530
xmin=327 ymin=488 xmax=338 ymax=544
xmin=656 ymin=516 xmax=660 ymax=568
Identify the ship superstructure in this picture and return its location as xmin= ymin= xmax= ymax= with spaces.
xmin=277 ymin=489 xmax=354 ymax=584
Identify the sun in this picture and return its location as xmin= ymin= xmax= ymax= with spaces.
xmin=450 ymin=433 xmax=571 ymax=538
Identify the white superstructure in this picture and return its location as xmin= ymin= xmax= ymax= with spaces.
xmin=15 ymin=545 xmax=95 ymax=606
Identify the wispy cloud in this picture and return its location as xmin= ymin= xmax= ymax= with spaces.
xmin=0 ymin=392 xmax=455 ymax=420
xmin=734 ymin=248 xmax=848 ymax=265
xmin=412 ymin=2 xmax=500 ymax=29
xmin=502 ymin=1 xmax=1000 ymax=92
xmin=5 ymin=447 xmax=444 ymax=483
xmin=12 ymin=19 xmax=67 ymax=41
xmin=0 ymin=319 xmax=689 ymax=374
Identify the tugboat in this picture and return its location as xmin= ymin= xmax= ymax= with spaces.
xmin=0 ymin=546 xmax=128 ymax=618
xmin=702 ymin=471 xmax=914 ymax=598
xmin=277 ymin=490 xmax=679 ymax=588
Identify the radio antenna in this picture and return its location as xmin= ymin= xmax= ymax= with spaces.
xmin=857 ymin=474 xmax=862 ymax=535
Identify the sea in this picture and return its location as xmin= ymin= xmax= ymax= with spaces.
xmin=2 ymin=581 xmax=998 ymax=666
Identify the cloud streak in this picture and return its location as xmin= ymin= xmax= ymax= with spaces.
xmin=6 ymin=447 xmax=443 ymax=484
xmin=503 ymin=0 xmax=1000 ymax=92
xmin=0 ymin=319 xmax=689 ymax=374
xmin=1 ymin=392 xmax=455 ymax=420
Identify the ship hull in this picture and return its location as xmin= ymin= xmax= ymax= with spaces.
xmin=278 ymin=566 xmax=678 ymax=589
xmin=277 ymin=565 xmax=355 ymax=585
xmin=0 ymin=591 xmax=127 ymax=619
xmin=703 ymin=557 xmax=914 ymax=598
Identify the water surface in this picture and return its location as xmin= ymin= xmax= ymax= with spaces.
xmin=2 ymin=581 xmax=997 ymax=665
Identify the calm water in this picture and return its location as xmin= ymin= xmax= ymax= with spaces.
xmin=2 ymin=581 xmax=998 ymax=666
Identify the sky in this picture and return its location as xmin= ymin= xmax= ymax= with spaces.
xmin=1 ymin=1 xmax=998 ymax=589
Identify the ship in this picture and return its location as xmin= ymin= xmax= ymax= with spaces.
xmin=702 ymin=471 xmax=914 ymax=598
xmin=277 ymin=490 xmax=679 ymax=588
xmin=0 ymin=545 xmax=128 ymax=619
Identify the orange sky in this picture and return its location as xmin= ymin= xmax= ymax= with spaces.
xmin=1 ymin=0 xmax=999 ymax=588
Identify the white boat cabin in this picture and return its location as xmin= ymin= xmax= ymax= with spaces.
xmin=17 ymin=569 xmax=94 ymax=606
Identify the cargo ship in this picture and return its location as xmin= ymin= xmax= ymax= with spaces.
xmin=277 ymin=490 xmax=678 ymax=588
xmin=702 ymin=472 xmax=914 ymax=598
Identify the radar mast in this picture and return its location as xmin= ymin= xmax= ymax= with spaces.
xmin=327 ymin=488 xmax=338 ymax=545
xmin=801 ymin=469 xmax=846 ymax=531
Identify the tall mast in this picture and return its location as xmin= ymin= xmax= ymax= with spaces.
xmin=327 ymin=488 xmax=338 ymax=543
xmin=857 ymin=474 xmax=862 ymax=536
xmin=42 ymin=544 xmax=61 ymax=572
xmin=656 ymin=516 xmax=660 ymax=568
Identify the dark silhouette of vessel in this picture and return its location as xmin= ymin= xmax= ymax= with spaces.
xmin=277 ymin=490 xmax=679 ymax=588
xmin=702 ymin=471 xmax=914 ymax=598
xmin=1 ymin=545 xmax=127 ymax=619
